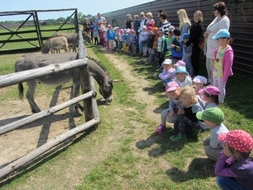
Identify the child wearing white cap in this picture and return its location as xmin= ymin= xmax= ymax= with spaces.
xmin=158 ymin=59 xmax=175 ymax=83
xmin=192 ymin=75 xmax=207 ymax=96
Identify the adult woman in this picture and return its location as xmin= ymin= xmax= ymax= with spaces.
xmin=204 ymin=2 xmax=230 ymax=84
xmin=125 ymin=14 xmax=133 ymax=29
xmin=145 ymin=12 xmax=155 ymax=27
xmin=177 ymin=9 xmax=191 ymax=34
xmin=185 ymin=10 xmax=204 ymax=76
xmin=133 ymin=14 xmax=141 ymax=35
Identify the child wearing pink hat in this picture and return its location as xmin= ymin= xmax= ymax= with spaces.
xmin=192 ymin=75 xmax=207 ymax=96
xmin=215 ymin=129 xmax=253 ymax=190
xmin=156 ymin=81 xmax=184 ymax=134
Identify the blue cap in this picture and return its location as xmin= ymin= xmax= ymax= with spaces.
xmin=212 ymin=29 xmax=230 ymax=40
xmin=175 ymin=66 xmax=189 ymax=75
xmin=182 ymin=33 xmax=190 ymax=39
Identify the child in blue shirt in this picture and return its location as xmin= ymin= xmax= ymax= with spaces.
xmin=170 ymin=28 xmax=184 ymax=64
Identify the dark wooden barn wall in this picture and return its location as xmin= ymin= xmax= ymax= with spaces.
xmin=103 ymin=0 xmax=253 ymax=78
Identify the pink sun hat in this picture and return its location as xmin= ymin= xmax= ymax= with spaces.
xmin=175 ymin=60 xmax=186 ymax=67
xmin=165 ymin=81 xmax=179 ymax=92
xmin=218 ymin=130 xmax=253 ymax=153
xmin=199 ymin=85 xmax=220 ymax=96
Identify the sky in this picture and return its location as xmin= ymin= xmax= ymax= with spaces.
xmin=0 ymin=0 xmax=154 ymax=21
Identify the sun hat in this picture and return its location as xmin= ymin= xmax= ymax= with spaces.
xmin=142 ymin=25 xmax=147 ymax=29
xmin=199 ymin=85 xmax=220 ymax=96
xmin=130 ymin=29 xmax=135 ymax=33
xmin=172 ymin=28 xmax=181 ymax=36
xmin=182 ymin=33 xmax=190 ymax=39
xmin=165 ymin=51 xmax=172 ymax=57
xmin=175 ymin=60 xmax=186 ymax=67
xmin=193 ymin=75 xmax=207 ymax=84
xmin=162 ymin=59 xmax=172 ymax=65
xmin=212 ymin=29 xmax=230 ymax=40
xmin=218 ymin=130 xmax=253 ymax=153
xmin=175 ymin=66 xmax=188 ymax=75
xmin=165 ymin=81 xmax=179 ymax=92
xmin=107 ymin=24 xmax=112 ymax=28
xmin=196 ymin=107 xmax=224 ymax=124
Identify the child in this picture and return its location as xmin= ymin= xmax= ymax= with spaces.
xmin=117 ymin=29 xmax=124 ymax=52
xmin=106 ymin=25 xmax=116 ymax=52
xmin=156 ymin=81 xmax=184 ymax=134
xmin=130 ymin=29 xmax=138 ymax=55
xmin=165 ymin=25 xmax=175 ymax=59
xmin=93 ymin=27 xmax=99 ymax=45
xmin=192 ymin=75 xmax=207 ymax=96
xmin=138 ymin=25 xmax=148 ymax=55
xmin=199 ymin=85 xmax=220 ymax=109
xmin=151 ymin=27 xmax=159 ymax=64
xmin=170 ymin=85 xmax=203 ymax=141
xmin=157 ymin=28 xmax=167 ymax=69
xmin=215 ymin=130 xmax=253 ymax=190
xmin=212 ymin=29 xmax=234 ymax=104
xmin=170 ymin=28 xmax=183 ymax=64
xmin=146 ymin=26 xmax=155 ymax=58
xmin=121 ymin=29 xmax=128 ymax=53
xmin=182 ymin=33 xmax=193 ymax=76
xmin=196 ymin=107 xmax=229 ymax=161
xmin=197 ymin=85 xmax=220 ymax=130
xmin=174 ymin=66 xmax=192 ymax=87
xmin=158 ymin=59 xmax=175 ymax=83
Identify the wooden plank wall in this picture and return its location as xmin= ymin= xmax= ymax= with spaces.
xmin=103 ymin=0 xmax=253 ymax=78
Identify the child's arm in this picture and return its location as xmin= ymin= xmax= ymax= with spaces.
xmin=215 ymin=150 xmax=238 ymax=177
xmin=222 ymin=48 xmax=234 ymax=83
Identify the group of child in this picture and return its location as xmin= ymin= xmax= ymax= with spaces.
xmin=154 ymin=29 xmax=253 ymax=189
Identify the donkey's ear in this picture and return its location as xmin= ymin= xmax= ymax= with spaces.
xmin=112 ymin=79 xmax=123 ymax=82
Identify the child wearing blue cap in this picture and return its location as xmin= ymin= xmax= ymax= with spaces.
xmin=212 ymin=28 xmax=234 ymax=104
xmin=174 ymin=66 xmax=192 ymax=88
xmin=182 ymin=33 xmax=193 ymax=76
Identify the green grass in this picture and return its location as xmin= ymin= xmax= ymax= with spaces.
xmin=0 ymin=47 xmax=252 ymax=189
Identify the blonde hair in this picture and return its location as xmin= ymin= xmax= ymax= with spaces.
xmin=126 ymin=14 xmax=132 ymax=20
xmin=180 ymin=85 xmax=197 ymax=103
xmin=177 ymin=9 xmax=191 ymax=28
xmin=134 ymin=14 xmax=139 ymax=19
xmin=194 ymin=10 xmax=203 ymax=23
xmin=146 ymin=12 xmax=153 ymax=18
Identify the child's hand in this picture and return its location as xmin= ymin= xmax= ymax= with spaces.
xmin=177 ymin=108 xmax=185 ymax=115
xmin=223 ymin=149 xmax=232 ymax=157
xmin=168 ymin=110 xmax=175 ymax=118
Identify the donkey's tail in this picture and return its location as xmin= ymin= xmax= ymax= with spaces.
xmin=18 ymin=83 xmax=24 ymax=100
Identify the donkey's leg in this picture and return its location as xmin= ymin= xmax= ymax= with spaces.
xmin=26 ymin=80 xmax=41 ymax=113
xmin=72 ymin=75 xmax=82 ymax=117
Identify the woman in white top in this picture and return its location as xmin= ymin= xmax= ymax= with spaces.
xmin=204 ymin=2 xmax=230 ymax=84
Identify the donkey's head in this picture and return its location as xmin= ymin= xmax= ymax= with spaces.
xmin=99 ymin=78 xmax=114 ymax=103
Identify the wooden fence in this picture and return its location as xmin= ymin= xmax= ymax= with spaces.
xmin=0 ymin=29 xmax=100 ymax=179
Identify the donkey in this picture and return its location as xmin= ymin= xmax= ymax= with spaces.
xmin=15 ymin=52 xmax=113 ymax=116
xmin=52 ymin=32 xmax=78 ymax=52
xmin=41 ymin=36 xmax=69 ymax=54
xmin=82 ymin=31 xmax=92 ymax=45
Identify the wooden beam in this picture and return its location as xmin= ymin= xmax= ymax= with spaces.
xmin=0 ymin=59 xmax=87 ymax=88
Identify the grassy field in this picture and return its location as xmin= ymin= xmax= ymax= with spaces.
xmin=0 ymin=24 xmax=77 ymax=50
xmin=0 ymin=46 xmax=253 ymax=189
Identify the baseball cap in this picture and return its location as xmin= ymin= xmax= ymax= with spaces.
xmin=175 ymin=66 xmax=188 ymax=75
xmin=196 ymin=107 xmax=224 ymax=124
xmin=165 ymin=81 xmax=179 ymax=92
xmin=199 ymin=85 xmax=220 ymax=96
xmin=165 ymin=51 xmax=172 ymax=57
xmin=158 ymin=27 xmax=164 ymax=34
xmin=168 ymin=25 xmax=175 ymax=32
xmin=193 ymin=75 xmax=207 ymax=84
xmin=212 ymin=29 xmax=230 ymax=40
xmin=182 ymin=33 xmax=190 ymax=39
xmin=147 ymin=26 xmax=153 ymax=31
xmin=218 ymin=130 xmax=253 ymax=153
xmin=162 ymin=59 xmax=172 ymax=65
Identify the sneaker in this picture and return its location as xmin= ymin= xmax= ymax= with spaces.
xmin=156 ymin=124 xmax=166 ymax=134
xmin=170 ymin=134 xmax=187 ymax=142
